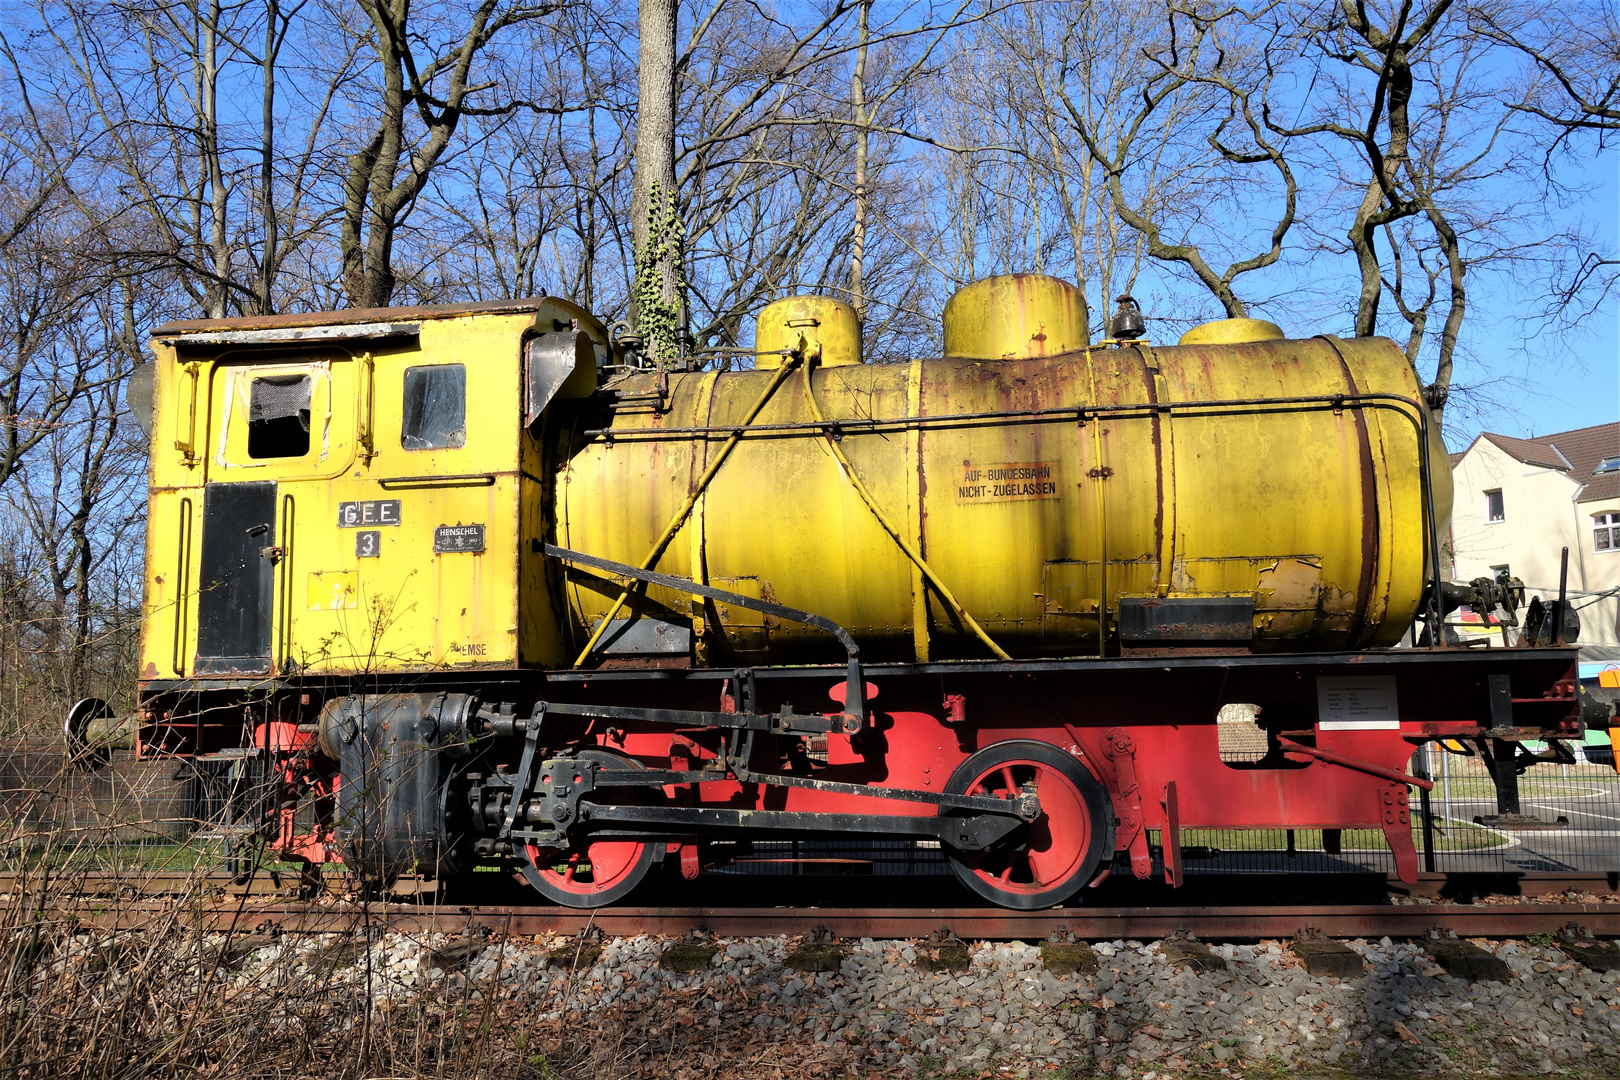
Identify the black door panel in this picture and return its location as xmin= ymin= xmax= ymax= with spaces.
xmin=195 ymin=482 xmax=276 ymax=674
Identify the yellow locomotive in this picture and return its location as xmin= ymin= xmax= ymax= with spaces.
xmin=76 ymin=276 xmax=1579 ymax=909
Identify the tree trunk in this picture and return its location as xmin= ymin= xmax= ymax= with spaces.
xmin=849 ymin=0 xmax=870 ymax=327
xmin=256 ymin=0 xmax=281 ymax=316
xmin=1349 ymin=47 xmax=1415 ymax=337
xmin=201 ymin=0 xmax=231 ymax=318
xmin=631 ymin=0 xmax=683 ymax=358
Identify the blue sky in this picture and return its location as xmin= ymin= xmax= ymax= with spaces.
xmin=1451 ymin=151 xmax=1618 ymax=445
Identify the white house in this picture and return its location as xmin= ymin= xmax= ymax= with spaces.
xmin=1446 ymin=421 xmax=1620 ymax=647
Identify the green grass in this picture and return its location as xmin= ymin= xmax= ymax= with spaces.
xmin=1425 ymin=776 xmax=1610 ymax=799
xmin=0 ymin=837 xmax=308 ymax=876
xmin=1161 ymin=816 xmax=1508 ymax=854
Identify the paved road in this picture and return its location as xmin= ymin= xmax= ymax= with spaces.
xmin=1428 ymin=782 xmax=1620 ymax=872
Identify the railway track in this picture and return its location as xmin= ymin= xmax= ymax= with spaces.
xmin=1 ymin=870 xmax=1615 ymax=941
xmin=4 ymin=897 xmax=1618 ymax=941
xmin=3 ymin=868 xmax=1611 ymax=899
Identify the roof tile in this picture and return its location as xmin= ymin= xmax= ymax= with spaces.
xmin=1471 ymin=422 xmax=1620 ymax=503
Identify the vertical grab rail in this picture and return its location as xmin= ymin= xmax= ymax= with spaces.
xmin=172 ymin=497 xmax=193 ymax=676
xmin=277 ymin=494 xmax=296 ymax=669
xmin=174 ymin=362 xmax=202 ymax=466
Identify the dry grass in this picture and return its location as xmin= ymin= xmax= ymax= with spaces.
xmin=0 ymin=753 xmax=874 ymax=1080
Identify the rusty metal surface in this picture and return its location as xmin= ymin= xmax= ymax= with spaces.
xmin=563 ymin=346 xmax=1433 ymax=663
xmin=21 ymin=898 xmax=1618 ymax=941
xmin=151 ymin=297 xmax=554 ymax=336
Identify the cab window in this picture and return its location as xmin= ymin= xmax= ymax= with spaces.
xmin=247 ymin=374 xmax=311 ymax=458
xmin=208 ymin=357 xmax=351 ymax=481
xmin=401 ymin=364 xmax=466 ymax=450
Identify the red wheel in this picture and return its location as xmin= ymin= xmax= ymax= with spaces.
xmin=942 ymin=740 xmax=1114 ymax=910
xmin=519 ymin=749 xmax=657 ymax=907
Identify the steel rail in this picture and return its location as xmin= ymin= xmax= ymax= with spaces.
xmin=7 ymin=897 xmax=1617 ymax=941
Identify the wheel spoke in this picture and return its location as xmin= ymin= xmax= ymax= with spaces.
xmin=1027 ymin=840 xmax=1064 ymax=888
xmin=999 ymin=766 xmax=1018 ymax=795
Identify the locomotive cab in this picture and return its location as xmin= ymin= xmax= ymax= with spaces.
xmin=137 ymin=299 xmax=606 ymax=737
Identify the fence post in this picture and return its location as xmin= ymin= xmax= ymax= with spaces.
xmin=1412 ymin=746 xmax=1437 ymax=874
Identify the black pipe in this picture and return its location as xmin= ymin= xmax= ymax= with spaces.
xmin=1555 ymin=546 xmax=1570 ymax=646
xmin=586 ymin=391 xmax=1428 ymax=440
xmin=1412 ymin=748 xmax=1437 ymax=873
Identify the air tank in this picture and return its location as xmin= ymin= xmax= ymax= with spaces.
xmin=554 ymin=280 xmax=1445 ymax=664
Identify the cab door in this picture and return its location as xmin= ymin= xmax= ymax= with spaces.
xmin=194 ymin=354 xmax=357 ymax=676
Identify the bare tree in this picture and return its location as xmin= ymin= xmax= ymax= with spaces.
xmin=1067 ymin=6 xmax=1298 ymax=320
xmin=1260 ymin=0 xmax=1609 ymax=422
xmin=0 ymin=94 xmax=99 ymax=489
xmin=1470 ymin=1 xmax=1619 ymax=322
xmin=340 ymin=0 xmax=557 ymax=308
xmin=1472 ymin=0 xmax=1620 ymax=148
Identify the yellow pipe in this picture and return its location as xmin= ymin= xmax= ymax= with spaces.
xmin=799 ymin=364 xmax=1012 ymax=662
xmin=572 ymin=355 xmax=804 ymax=667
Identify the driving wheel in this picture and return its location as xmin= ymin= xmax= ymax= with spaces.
xmin=942 ymin=739 xmax=1114 ymax=910
xmin=520 ymin=748 xmax=657 ymax=907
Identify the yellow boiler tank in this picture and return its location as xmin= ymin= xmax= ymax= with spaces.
xmin=553 ymin=317 xmax=1444 ymax=665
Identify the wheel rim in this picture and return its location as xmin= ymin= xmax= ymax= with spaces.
xmin=524 ymin=838 xmax=648 ymax=897
xmin=956 ymin=758 xmax=1091 ymax=898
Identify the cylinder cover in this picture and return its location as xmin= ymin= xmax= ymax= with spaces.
xmin=1178 ymin=318 xmax=1286 ymax=346
xmin=943 ymin=274 xmax=1090 ymax=360
xmin=755 ymin=295 xmax=862 ymax=370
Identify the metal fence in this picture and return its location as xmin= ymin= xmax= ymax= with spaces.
xmin=1153 ymin=747 xmax=1620 ymax=877
xmin=0 ymin=748 xmax=238 ymax=868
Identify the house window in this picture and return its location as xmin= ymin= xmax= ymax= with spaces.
xmin=1485 ymin=489 xmax=1504 ymax=523
xmin=401 ymin=364 xmax=466 ymax=450
xmin=1490 ymin=563 xmax=1511 ymax=579
xmin=1597 ymin=457 xmax=1620 ymax=475
xmin=1596 ymin=513 xmax=1620 ymax=552
xmin=247 ymin=374 xmax=311 ymax=459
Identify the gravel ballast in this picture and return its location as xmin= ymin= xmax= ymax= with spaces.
xmin=174 ymin=929 xmax=1620 ymax=1078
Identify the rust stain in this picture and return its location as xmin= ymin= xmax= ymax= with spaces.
xmin=153 ymin=297 xmax=554 ymax=336
xmin=1136 ymin=345 xmax=1167 ymax=593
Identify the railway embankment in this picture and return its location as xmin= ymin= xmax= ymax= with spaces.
xmin=8 ymin=912 xmax=1620 ymax=1079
